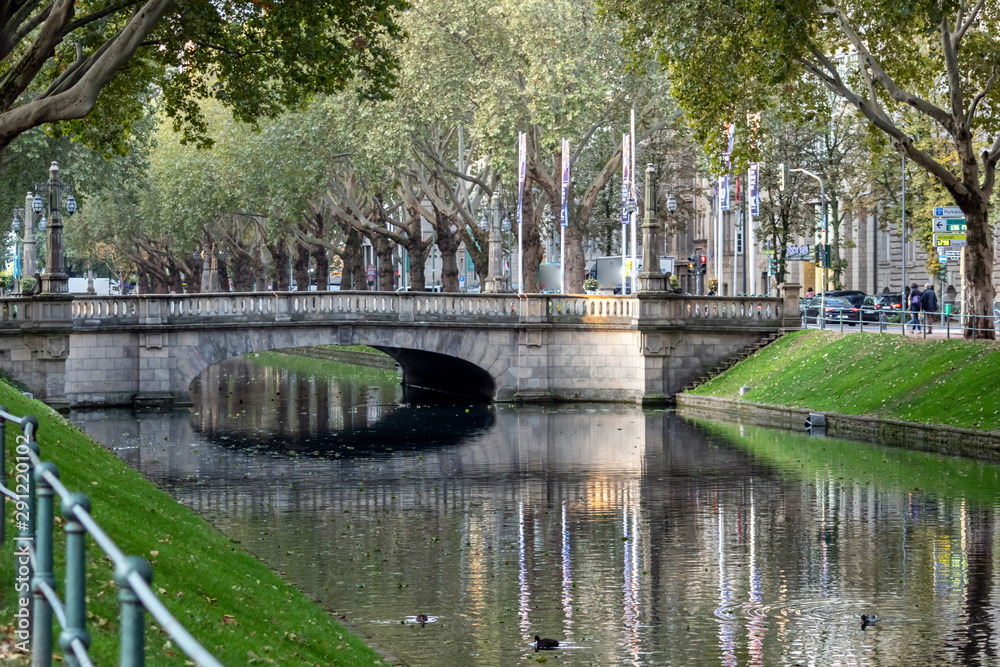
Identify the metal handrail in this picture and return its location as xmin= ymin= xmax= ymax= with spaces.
xmin=800 ymin=305 xmax=1000 ymax=339
xmin=0 ymin=405 xmax=224 ymax=666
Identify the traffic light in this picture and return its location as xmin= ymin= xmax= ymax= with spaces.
xmin=687 ymin=254 xmax=696 ymax=270
xmin=698 ymin=255 xmax=708 ymax=275
xmin=779 ymin=162 xmax=788 ymax=191
xmin=813 ymin=243 xmax=823 ymax=265
xmin=768 ymin=258 xmax=778 ymax=276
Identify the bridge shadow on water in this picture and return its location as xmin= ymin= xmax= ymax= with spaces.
xmin=191 ymin=370 xmax=496 ymax=457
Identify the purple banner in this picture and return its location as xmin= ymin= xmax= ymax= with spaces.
xmin=749 ymin=162 xmax=760 ymax=217
xmin=561 ymin=138 xmax=570 ymax=227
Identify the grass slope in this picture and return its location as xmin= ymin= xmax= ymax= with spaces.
xmin=0 ymin=385 xmax=387 ymax=666
xmin=690 ymin=330 xmax=1000 ymax=432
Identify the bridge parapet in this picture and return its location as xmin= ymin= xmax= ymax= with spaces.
xmin=69 ymin=291 xmax=787 ymax=330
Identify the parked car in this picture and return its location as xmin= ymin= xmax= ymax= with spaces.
xmin=799 ymin=295 xmax=817 ymax=317
xmin=803 ymin=296 xmax=860 ymax=326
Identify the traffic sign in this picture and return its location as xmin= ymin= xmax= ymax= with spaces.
xmin=365 ymin=263 xmax=376 ymax=285
xmin=937 ymin=247 xmax=962 ymax=259
xmin=933 ymin=218 xmax=967 ymax=232
xmin=933 ymin=206 xmax=964 ymax=217
xmin=934 ymin=233 xmax=967 ymax=247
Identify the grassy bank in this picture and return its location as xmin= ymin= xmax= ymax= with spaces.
xmin=690 ymin=330 xmax=1000 ymax=432
xmin=0 ymin=385 xmax=388 ymax=665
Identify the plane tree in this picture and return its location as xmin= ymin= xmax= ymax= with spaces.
xmin=608 ymin=0 xmax=1000 ymax=338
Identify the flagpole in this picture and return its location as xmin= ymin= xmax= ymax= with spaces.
xmin=630 ymin=108 xmax=637 ymax=293
xmin=517 ymin=132 xmax=526 ymax=295
xmin=560 ymin=138 xmax=569 ymax=294
xmin=621 ymin=133 xmax=630 ymax=294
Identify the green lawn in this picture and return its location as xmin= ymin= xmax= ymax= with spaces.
xmin=690 ymin=330 xmax=1000 ymax=431
xmin=0 ymin=385 xmax=388 ymax=666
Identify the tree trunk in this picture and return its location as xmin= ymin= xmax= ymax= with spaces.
xmin=407 ymin=237 xmax=430 ymax=291
xmin=521 ymin=187 xmax=545 ymax=293
xmin=231 ymin=253 xmax=255 ymax=292
xmin=270 ymin=244 xmax=291 ymax=291
xmin=435 ymin=211 xmax=462 ymax=292
xmin=342 ymin=228 xmax=364 ymax=291
xmin=217 ymin=257 xmax=231 ymax=292
xmin=373 ymin=233 xmax=394 ymax=291
xmin=314 ymin=245 xmax=329 ymax=291
xmin=293 ymin=244 xmax=311 ymax=290
xmin=960 ymin=206 xmax=995 ymax=340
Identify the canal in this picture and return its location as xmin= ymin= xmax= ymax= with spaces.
xmin=72 ymin=351 xmax=1000 ymax=666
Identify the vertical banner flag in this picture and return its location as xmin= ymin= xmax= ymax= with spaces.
xmin=721 ymin=123 xmax=735 ymax=211
xmin=621 ymin=134 xmax=631 ymax=224
xmin=517 ymin=132 xmax=526 ymax=226
xmin=749 ymin=163 xmax=760 ymax=217
xmin=561 ymin=138 xmax=570 ymax=226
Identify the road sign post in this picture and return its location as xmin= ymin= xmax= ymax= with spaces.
xmin=366 ymin=263 xmax=376 ymax=288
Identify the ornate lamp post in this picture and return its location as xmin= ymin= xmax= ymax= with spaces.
xmin=638 ymin=164 xmax=666 ymax=292
xmin=33 ymin=162 xmax=77 ymax=294
xmin=483 ymin=193 xmax=507 ymax=293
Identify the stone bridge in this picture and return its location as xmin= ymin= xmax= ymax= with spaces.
xmin=0 ymin=290 xmax=799 ymax=408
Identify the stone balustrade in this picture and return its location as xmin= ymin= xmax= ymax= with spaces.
xmin=68 ymin=291 xmax=783 ymax=329
xmin=682 ymin=296 xmax=782 ymax=321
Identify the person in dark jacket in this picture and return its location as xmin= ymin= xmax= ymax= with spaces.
xmin=908 ymin=284 xmax=922 ymax=333
xmin=920 ymin=282 xmax=939 ymax=334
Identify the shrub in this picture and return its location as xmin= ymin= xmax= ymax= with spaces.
xmin=583 ymin=277 xmax=598 ymax=291
xmin=19 ymin=276 xmax=34 ymax=293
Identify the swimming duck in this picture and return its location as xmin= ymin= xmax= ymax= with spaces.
xmin=417 ymin=614 xmax=429 ymax=628
xmin=861 ymin=614 xmax=878 ymax=629
xmin=534 ymin=635 xmax=559 ymax=651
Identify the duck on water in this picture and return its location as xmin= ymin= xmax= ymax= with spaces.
xmin=534 ymin=635 xmax=559 ymax=651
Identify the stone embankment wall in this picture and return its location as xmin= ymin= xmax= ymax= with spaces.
xmin=677 ymin=393 xmax=1000 ymax=461
xmin=273 ymin=346 xmax=397 ymax=370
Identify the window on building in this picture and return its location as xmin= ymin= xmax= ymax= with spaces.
xmin=879 ymin=229 xmax=890 ymax=263
xmin=736 ymin=228 xmax=744 ymax=255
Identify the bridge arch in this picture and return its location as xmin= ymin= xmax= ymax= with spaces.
xmin=66 ymin=324 xmax=518 ymax=407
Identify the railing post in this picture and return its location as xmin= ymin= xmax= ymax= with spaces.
xmin=0 ymin=407 xmax=5 ymax=544
xmin=60 ymin=494 xmax=91 ymax=666
xmin=19 ymin=417 xmax=39 ymax=627
xmin=116 ymin=556 xmax=153 ymax=667
xmin=32 ymin=461 xmax=58 ymax=667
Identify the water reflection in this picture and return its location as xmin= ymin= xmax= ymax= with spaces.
xmin=72 ymin=355 xmax=1000 ymax=666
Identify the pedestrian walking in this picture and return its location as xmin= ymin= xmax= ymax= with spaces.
xmin=805 ymin=287 xmax=815 ymax=298
xmin=908 ymin=284 xmax=922 ymax=333
xmin=920 ymin=282 xmax=938 ymax=334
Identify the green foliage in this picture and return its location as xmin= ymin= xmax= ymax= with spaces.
xmin=18 ymin=277 xmax=35 ymax=293
xmin=583 ymin=277 xmax=599 ymax=291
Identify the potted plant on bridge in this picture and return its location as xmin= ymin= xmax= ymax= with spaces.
xmin=583 ymin=277 xmax=598 ymax=294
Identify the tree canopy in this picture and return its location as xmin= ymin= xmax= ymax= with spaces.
xmin=0 ymin=0 xmax=406 ymax=156
xmin=607 ymin=0 xmax=1000 ymax=337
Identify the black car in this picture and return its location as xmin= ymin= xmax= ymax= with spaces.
xmin=803 ymin=296 xmax=861 ymax=325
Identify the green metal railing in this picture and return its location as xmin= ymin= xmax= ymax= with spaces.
xmin=0 ymin=406 xmax=223 ymax=666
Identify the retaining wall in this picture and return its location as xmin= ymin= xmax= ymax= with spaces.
xmin=677 ymin=393 xmax=1000 ymax=461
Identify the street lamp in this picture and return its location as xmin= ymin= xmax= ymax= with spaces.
xmin=33 ymin=161 xmax=76 ymax=294
xmin=666 ymin=194 xmax=677 ymax=214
